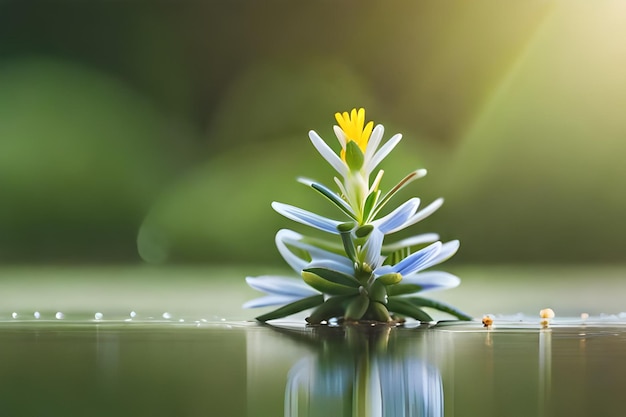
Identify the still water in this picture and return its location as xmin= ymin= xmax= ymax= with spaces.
xmin=1 ymin=315 xmax=625 ymax=417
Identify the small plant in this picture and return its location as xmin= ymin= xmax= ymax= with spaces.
xmin=244 ymin=108 xmax=470 ymax=324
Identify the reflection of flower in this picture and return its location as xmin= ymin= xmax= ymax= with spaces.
xmin=245 ymin=108 xmax=470 ymax=323
xmin=284 ymin=326 xmax=444 ymax=417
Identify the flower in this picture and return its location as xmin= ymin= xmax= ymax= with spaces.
xmin=244 ymin=108 xmax=470 ymax=323
xmin=335 ymin=108 xmax=373 ymax=160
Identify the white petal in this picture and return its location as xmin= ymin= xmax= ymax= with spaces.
xmin=296 ymin=177 xmax=314 ymax=186
xmin=309 ymin=130 xmax=348 ymax=177
xmin=364 ymin=124 xmax=384 ymax=164
xmin=382 ymin=233 xmax=440 ymax=252
xmin=361 ymin=227 xmax=385 ymax=269
xmin=366 ymin=133 xmax=402 ymax=176
xmin=400 ymin=271 xmax=461 ymax=292
xmin=333 ymin=125 xmax=347 ymax=148
xmin=272 ymin=202 xmax=341 ymax=234
xmin=368 ymin=169 xmax=385 ymax=194
xmin=372 ymin=198 xmax=420 ymax=234
xmin=334 ymin=176 xmax=349 ymax=198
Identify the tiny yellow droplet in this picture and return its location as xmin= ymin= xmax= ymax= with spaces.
xmin=540 ymin=308 xmax=555 ymax=319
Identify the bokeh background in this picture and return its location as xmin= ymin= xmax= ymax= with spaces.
xmin=1 ymin=0 xmax=625 ymax=268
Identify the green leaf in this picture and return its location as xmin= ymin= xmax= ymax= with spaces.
xmin=355 ymin=224 xmax=374 ymax=239
xmin=255 ymin=295 xmax=324 ymax=322
xmin=345 ymin=293 xmax=370 ymax=320
xmin=362 ymin=190 xmax=380 ymax=223
xmin=387 ymin=298 xmax=433 ymax=322
xmin=369 ymin=279 xmax=388 ymax=304
xmin=310 ymin=182 xmax=358 ymax=221
xmin=345 ymin=140 xmax=364 ymax=171
xmin=303 ymin=267 xmax=360 ymax=288
xmin=366 ymin=301 xmax=392 ymax=322
xmin=386 ymin=283 xmax=422 ymax=296
xmin=338 ymin=226 xmax=358 ymax=262
xmin=337 ymin=221 xmax=355 ymax=233
xmin=402 ymin=297 xmax=473 ymax=321
xmin=377 ymin=272 xmax=402 ymax=285
xmin=307 ymin=295 xmax=354 ymax=324
xmin=302 ymin=271 xmax=360 ymax=295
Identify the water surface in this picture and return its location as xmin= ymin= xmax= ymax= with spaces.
xmin=1 ymin=318 xmax=625 ymax=417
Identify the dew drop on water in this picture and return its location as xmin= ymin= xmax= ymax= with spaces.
xmin=55 ymin=312 xmax=64 ymax=320
xmin=130 ymin=311 xmax=137 ymax=318
xmin=11 ymin=312 xmax=17 ymax=319
xmin=162 ymin=312 xmax=172 ymax=319
xmin=94 ymin=312 xmax=103 ymax=320
xmin=34 ymin=311 xmax=41 ymax=319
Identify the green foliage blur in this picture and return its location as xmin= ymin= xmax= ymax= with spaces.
xmin=1 ymin=1 xmax=625 ymax=265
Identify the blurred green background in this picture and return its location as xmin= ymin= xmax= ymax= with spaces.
xmin=1 ymin=1 xmax=625 ymax=266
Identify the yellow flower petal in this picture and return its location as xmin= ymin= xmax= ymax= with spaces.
xmin=335 ymin=108 xmax=373 ymax=161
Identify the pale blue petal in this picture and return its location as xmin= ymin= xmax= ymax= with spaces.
xmin=275 ymin=229 xmax=309 ymax=273
xmin=374 ymin=265 xmax=394 ymax=276
xmin=388 ymin=241 xmax=442 ymax=276
xmin=245 ymin=275 xmax=319 ymax=297
xmin=400 ymin=271 xmax=461 ymax=292
xmin=272 ymin=202 xmax=341 ymax=234
xmin=372 ymin=198 xmax=420 ymax=234
xmin=307 ymin=260 xmax=355 ymax=276
xmin=309 ymin=130 xmax=348 ymax=177
xmin=280 ymin=232 xmax=354 ymax=273
xmin=243 ymin=294 xmax=308 ymax=309
xmin=403 ymin=198 xmax=444 ymax=228
xmin=366 ymin=133 xmax=402 ymax=176
xmin=309 ymin=258 xmax=354 ymax=275
xmin=418 ymin=240 xmax=460 ymax=270
xmin=382 ymin=233 xmax=440 ymax=252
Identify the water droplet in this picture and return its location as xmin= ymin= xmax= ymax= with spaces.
xmin=11 ymin=312 xmax=17 ymax=319
xmin=34 ymin=311 xmax=41 ymax=319
xmin=94 ymin=312 xmax=103 ymax=320
xmin=178 ymin=319 xmax=184 ymax=323
xmin=200 ymin=318 xmax=207 ymax=323
xmin=130 ymin=311 xmax=137 ymax=318
xmin=162 ymin=312 xmax=172 ymax=319
xmin=55 ymin=312 xmax=64 ymax=320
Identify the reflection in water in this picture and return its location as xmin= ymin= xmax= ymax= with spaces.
xmin=538 ymin=329 xmax=552 ymax=417
xmin=248 ymin=321 xmax=626 ymax=417
xmin=277 ymin=325 xmax=444 ymax=417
